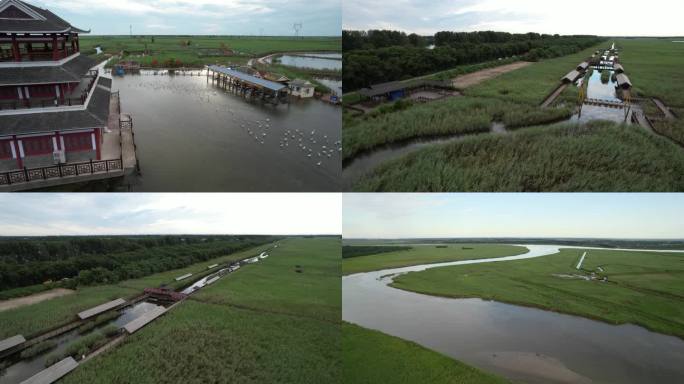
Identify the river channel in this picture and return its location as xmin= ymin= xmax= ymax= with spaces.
xmin=343 ymin=245 xmax=684 ymax=384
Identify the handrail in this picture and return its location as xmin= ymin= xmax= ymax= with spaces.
xmin=0 ymin=158 xmax=124 ymax=187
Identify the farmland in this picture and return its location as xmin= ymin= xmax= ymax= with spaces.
xmin=351 ymin=121 xmax=684 ymax=192
xmin=0 ymin=240 xmax=276 ymax=340
xmin=391 ymin=248 xmax=684 ymax=338
xmin=342 ymin=244 xmax=527 ymax=275
xmin=59 ymin=237 xmax=340 ymax=384
xmin=80 ymin=35 xmax=341 ymax=68
xmin=343 ymin=322 xmax=510 ymax=384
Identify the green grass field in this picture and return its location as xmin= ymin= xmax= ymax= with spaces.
xmin=60 ymin=237 xmax=340 ymax=384
xmin=343 ymin=96 xmax=573 ymax=161
xmin=465 ymin=44 xmax=602 ymax=105
xmin=342 ymin=244 xmax=527 ymax=275
xmin=352 ymin=121 xmax=684 ymax=192
xmin=80 ymin=35 xmax=341 ymax=68
xmin=615 ymin=38 xmax=684 ymax=107
xmin=343 ymin=322 xmax=510 ymax=384
xmin=0 ymin=244 xmax=273 ymax=340
xmin=391 ymin=248 xmax=684 ymax=338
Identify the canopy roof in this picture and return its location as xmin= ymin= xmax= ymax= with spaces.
xmin=0 ymin=0 xmax=89 ymax=34
xmin=208 ymin=65 xmax=287 ymax=92
xmin=0 ymin=76 xmax=112 ymax=136
xmin=0 ymin=54 xmax=96 ymax=86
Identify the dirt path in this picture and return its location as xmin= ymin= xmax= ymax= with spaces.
xmin=452 ymin=61 xmax=532 ymax=89
xmin=0 ymin=288 xmax=75 ymax=312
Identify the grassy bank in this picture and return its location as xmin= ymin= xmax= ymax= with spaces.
xmin=343 ymin=244 xmax=527 ymax=275
xmin=61 ymin=237 xmax=341 ymax=384
xmin=615 ymin=38 xmax=684 ymax=107
xmin=343 ymin=322 xmax=510 ymax=384
xmin=343 ymin=96 xmax=573 ymax=161
xmin=465 ymin=44 xmax=603 ymax=105
xmin=352 ymin=121 xmax=684 ymax=192
xmin=391 ymin=248 xmax=684 ymax=338
xmin=80 ymin=35 xmax=341 ymax=67
xmin=0 ymin=243 xmax=273 ymax=339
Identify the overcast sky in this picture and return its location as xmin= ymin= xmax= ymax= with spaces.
xmin=343 ymin=0 xmax=684 ymax=36
xmin=343 ymin=194 xmax=684 ymax=239
xmin=0 ymin=194 xmax=341 ymax=236
xmin=29 ymin=0 xmax=340 ymax=35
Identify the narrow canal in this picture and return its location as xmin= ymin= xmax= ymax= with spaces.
xmin=107 ymin=71 xmax=340 ymax=192
xmin=0 ymin=250 xmax=269 ymax=383
xmin=343 ymin=245 xmax=684 ymax=384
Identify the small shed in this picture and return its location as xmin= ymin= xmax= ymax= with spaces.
xmin=123 ymin=306 xmax=167 ymax=334
xmin=561 ymin=70 xmax=582 ymax=83
xmin=615 ymin=73 xmax=632 ymax=89
xmin=576 ymin=62 xmax=589 ymax=71
xmin=289 ymin=79 xmax=315 ymax=98
xmin=175 ymin=273 xmax=193 ymax=281
xmin=613 ymin=63 xmax=624 ymax=73
xmin=20 ymin=357 xmax=78 ymax=384
xmin=77 ymin=298 xmax=125 ymax=320
xmin=0 ymin=335 xmax=25 ymax=356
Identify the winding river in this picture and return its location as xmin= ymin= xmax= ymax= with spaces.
xmin=343 ymin=245 xmax=684 ymax=384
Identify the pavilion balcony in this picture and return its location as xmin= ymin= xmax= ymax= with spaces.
xmin=0 ymin=47 xmax=78 ymax=63
xmin=0 ymin=70 xmax=98 ymax=112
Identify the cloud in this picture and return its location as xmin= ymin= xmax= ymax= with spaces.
xmin=0 ymin=194 xmax=341 ymax=236
xmin=343 ymin=0 xmax=684 ymax=36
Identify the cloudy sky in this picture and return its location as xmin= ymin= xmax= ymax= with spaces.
xmin=343 ymin=0 xmax=683 ymax=36
xmin=29 ymin=0 xmax=340 ymax=35
xmin=0 ymin=194 xmax=341 ymax=236
xmin=343 ymin=194 xmax=684 ymax=239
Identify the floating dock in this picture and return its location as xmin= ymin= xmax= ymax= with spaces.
xmin=19 ymin=357 xmax=78 ymax=384
xmin=207 ymin=264 xmax=219 ymax=269
xmin=123 ymin=306 xmax=167 ymax=334
xmin=0 ymin=334 xmax=25 ymax=355
xmin=77 ymin=298 xmax=125 ymax=320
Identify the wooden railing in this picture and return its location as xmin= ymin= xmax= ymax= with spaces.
xmin=0 ymin=158 xmax=123 ymax=187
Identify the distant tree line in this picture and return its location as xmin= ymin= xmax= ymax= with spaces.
xmin=0 ymin=236 xmax=278 ymax=291
xmin=343 ymin=30 xmax=604 ymax=92
xmin=342 ymin=245 xmax=411 ymax=259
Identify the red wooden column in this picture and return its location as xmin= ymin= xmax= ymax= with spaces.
xmin=52 ymin=34 xmax=58 ymax=60
xmin=11 ymin=34 xmax=20 ymax=61
xmin=95 ymin=129 xmax=102 ymax=160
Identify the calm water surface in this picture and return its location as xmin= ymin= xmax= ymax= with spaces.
xmin=343 ymin=245 xmax=684 ymax=384
xmin=276 ymin=54 xmax=342 ymax=70
xmin=113 ymin=73 xmax=341 ymax=191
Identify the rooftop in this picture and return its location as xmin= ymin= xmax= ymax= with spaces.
xmin=359 ymin=79 xmax=451 ymax=98
xmin=208 ymin=65 xmax=287 ymax=92
xmin=0 ymin=334 xmax=25 ymax=353
xmin=0 ymin=0 xmax=88 ymax=34
xmin=616 ymin=73 xmax=632 ymax=88
xmin=19 ymin=357 xmax=78 ymax=384
xmin=0 ymin=54 xmax=97 ymax=86
xmin=0 ymin=78 xmax=111 ymax=136
xmin=77 ymin=298 xmax=125 ymax=320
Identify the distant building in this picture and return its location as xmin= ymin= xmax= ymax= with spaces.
xmin=0 ymin=0 xmax=116 ymax=180
xmin=289 ymin=79 xmax=314 ymax=98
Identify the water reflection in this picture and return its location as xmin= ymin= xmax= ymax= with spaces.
xmin=111 ymin=74 xmax=341 ymax=192
xmin=343 ymin=245 xmax=684 ymax=384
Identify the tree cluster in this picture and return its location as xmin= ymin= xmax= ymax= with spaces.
xmin=0 ymin=236 xmax=278 ymax=290
xmin=343 ymin=30 xmax=603 ymax=92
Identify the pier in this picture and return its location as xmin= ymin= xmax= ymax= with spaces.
xmin=207 ymin=65 xmax=289 ymax=105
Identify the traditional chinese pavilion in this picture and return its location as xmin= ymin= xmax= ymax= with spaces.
xmin=0 ymin=0 xmax=112 ymax=173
